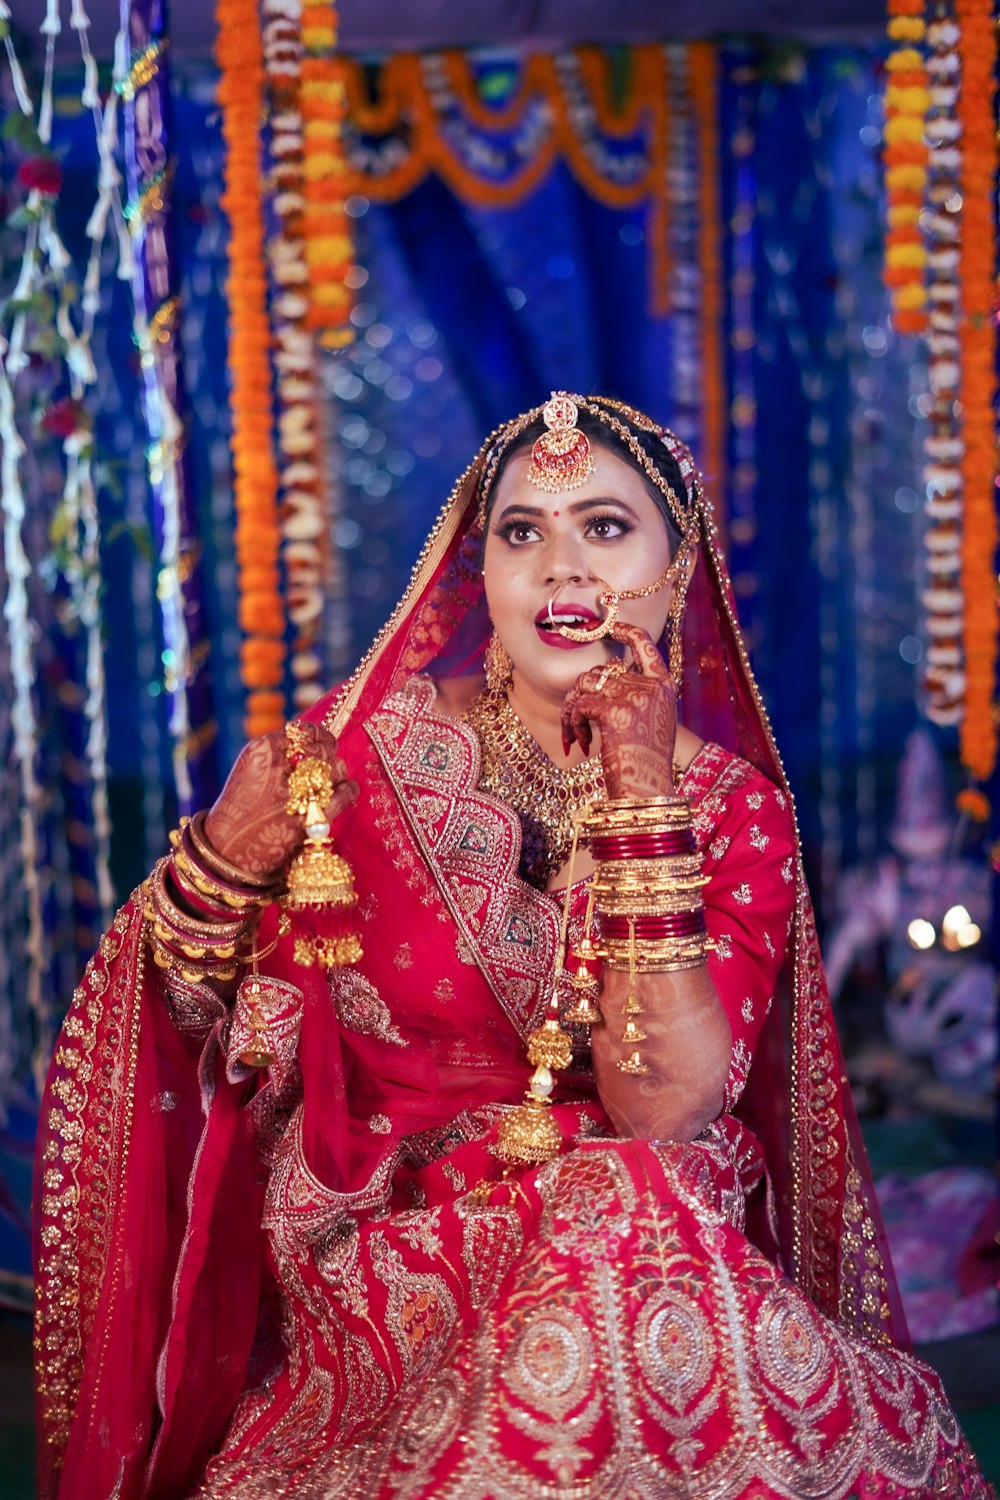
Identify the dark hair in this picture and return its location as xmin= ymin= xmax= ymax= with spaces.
xmin=484 ymin=409 xmax=690 ymax=556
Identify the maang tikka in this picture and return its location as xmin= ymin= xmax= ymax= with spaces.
xmin=527 ymin=392 xmax=595 ymax=492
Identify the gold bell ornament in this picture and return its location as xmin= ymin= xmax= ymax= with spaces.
xmin=616 ymin=919 xmax=650 ymax=1076
xmin=492 ymin=815 xmax=593 ymax=1167
xmin=562 ymin=892 xmax=602 ymax=1027
xmin=492 ymin=1002 xmax=575 ymax=1167
xmin=282 ymin=723 xmax=363 ymax=970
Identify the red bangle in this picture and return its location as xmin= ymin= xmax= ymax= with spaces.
xmin=168 ymin=862 xmax=252 ymax=922
xmin=602 ymin=912 xmax=707 ymax=939
xmin=590 ymin=833 xmax=695 ymax=859
xmin=180 ymin=823 xmax=269 ymax=902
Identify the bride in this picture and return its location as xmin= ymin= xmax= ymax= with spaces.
xmin=35 ymin=394 xmax=991 ymax=1498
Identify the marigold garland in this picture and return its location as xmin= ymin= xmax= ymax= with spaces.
xmin=300 ymin=0 xmax=354 ymax=349
xmin=336 ymin=48 xmax=675 ymax=311
xmin=216 ymin=0 xmax=285 ymax=737
xmin=441 ymin=51 xmax=547 ymax=133
xmin=955 ymin=0 xmax=998 ymax=785
xmin=883 ymin=0 xmax=929 ymax=333
xmin=956 ymin=786 xmax=991 ymax=822
xmin=689 ymin=43 xmax=727 ymax=496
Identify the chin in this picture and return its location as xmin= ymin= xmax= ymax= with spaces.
xmin=514 ymin=645 xmax=607 ymax=698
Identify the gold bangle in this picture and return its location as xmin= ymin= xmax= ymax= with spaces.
xmin=148 ymin=860 xmax=254 ymax=942
xmin=169 ymin=854 xmax=254 ymax=916
xmin=588 ymin=794 xmax=689 ymax=812
xmin=594 ymin=876 xmax=706 ymax=897
xmin=592 ymin=867 xmax=707 ymax=892
xmin=600 ymin=940 xmax=711 ymax=973
xmin=595 ymin=901 xmax=706 ymax=922
xmin=170 ymin=841 xmax=270 ymax=912
xmin=149 ymin=943 xmax=239 ymax=985
xmin=578 ymin=803 xmax=693 ymax=837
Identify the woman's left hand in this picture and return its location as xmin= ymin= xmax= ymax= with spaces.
xmin=560 ymin=623 xmax=679 ymax=798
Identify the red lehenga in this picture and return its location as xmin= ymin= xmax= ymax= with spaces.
xmin=35 ymin=404 xmax=992 ymax=1500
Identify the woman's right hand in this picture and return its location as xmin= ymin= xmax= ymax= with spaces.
xmin=203 ymin=721 xmax=359 ymax=883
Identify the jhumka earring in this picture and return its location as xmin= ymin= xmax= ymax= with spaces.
xmin=527 ymin=392 xmax=595 ymax=492
xmin=282 ymin=722 xmax=363 ymax=969
xmin=483 ymin=632 xmax=513 ymax=692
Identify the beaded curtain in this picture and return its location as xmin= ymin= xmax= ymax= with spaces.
xmin=0 ymin=43 xmax=930 ymax=1299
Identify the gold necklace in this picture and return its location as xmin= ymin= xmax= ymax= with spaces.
xmin=461 ymin=685 xmax=605 ymax=887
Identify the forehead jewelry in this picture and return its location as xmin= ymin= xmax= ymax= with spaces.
xmin=546 ymin=555 xmax=681 ymax=644
xmin=527 ymin=392 xmax=595 ymax=493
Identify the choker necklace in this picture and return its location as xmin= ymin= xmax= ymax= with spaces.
xmin=461 ymin=685 xmax=604 ymax=887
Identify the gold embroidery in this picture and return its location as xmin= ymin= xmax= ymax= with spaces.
xmin=328 ymin=969 xmax=406 ymax=1047
xmin=34 ymin=900 xmax=142 ymax=1468
xmin=367 ymin=681 xmax=561 ymax=1041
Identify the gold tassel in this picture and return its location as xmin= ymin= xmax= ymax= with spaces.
xmin=563 ymin=893 xmax=602 ymax=1026
xmin=616 ymin=918 xmax=650 ymax=1075
xmin=492 ymin=816 xmax=586 ymax=1167
xmin=283 ymin=726 xmax=363 ymax=969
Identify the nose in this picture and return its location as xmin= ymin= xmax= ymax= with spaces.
xmin=541 ymin=532 xmax=592 ymax=587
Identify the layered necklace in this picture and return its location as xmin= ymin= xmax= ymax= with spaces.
xmin=462 ymin=685 xmax=605 ymax=888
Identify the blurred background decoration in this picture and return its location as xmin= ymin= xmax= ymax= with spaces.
xmin=0 ymin=0 xmax=996 ymax=1480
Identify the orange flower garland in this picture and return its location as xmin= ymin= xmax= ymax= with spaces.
xmin=441 ymin=51 xmax=545 ymax=133
xmin=216 ymin=0 xmax=284 ymax=737
xmin=883 ymin=0 xmax=929 ymax=333
xmin=300 ymin=0 xmax=354 ymax=349
xmin=689 ymin=43 xmax=727 ymax=498
xmin=955 ymin=0 xmax=998 ymax=786
xmin=334 ymin=51 xmax=663 ymax=241
xmin=956 ymin=786 xmax=991 ymax=822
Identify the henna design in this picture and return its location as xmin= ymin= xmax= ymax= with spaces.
xmin=204 ymin=721 xmax=359 ymax=881
xmin=590 ymin=966 xmax=732 ymax=1141
xmin=560 ymin=623 xmax=678 ymax=799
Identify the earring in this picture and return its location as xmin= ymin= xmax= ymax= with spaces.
xmin=484 ymin=632 xmax=513 ymax=692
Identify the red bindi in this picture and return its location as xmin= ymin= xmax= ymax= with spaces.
xmin=553 ymin=509 xmax=560 ymax=516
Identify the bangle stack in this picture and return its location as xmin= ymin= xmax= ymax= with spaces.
xmin=580 ymin=797 xmax=711 ymax=974
xmin=142 ymin=814 xmax=280 ymax=984
xmin=579 ymin=795 xmax=711 ymax=1076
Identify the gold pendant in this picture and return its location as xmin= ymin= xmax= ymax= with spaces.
xmin=617 ymin=1050 xmax=651 ymax=1077
xmin=234 ymin=974 xmax=276 ymax=1068
xmin=285 ymin=837 xmax=358 ymax=910
xmin=492 ymin=1091 xmax=562 ymax=1166
xmin=562 ymin=931 xmax=601 ymax=1026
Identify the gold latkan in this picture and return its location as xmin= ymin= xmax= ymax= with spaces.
xmin=283 ymin=721 xmax=363 ymax=968
xmin=236 ymin=974 xmax=275 ymax=1069
xmin=284 ymin=736 xmax=358 ymax=912
xmin=616 ymin=920 xmax=650 ymax=1076
xmin=563 ymin=892 xmax=601 ymax=1026
xmin=492 ymin=817 xmax=587 ymax=1167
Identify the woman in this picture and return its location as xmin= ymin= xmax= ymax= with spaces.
xmin=35 ymin=395 xmax=990 ymax=1499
